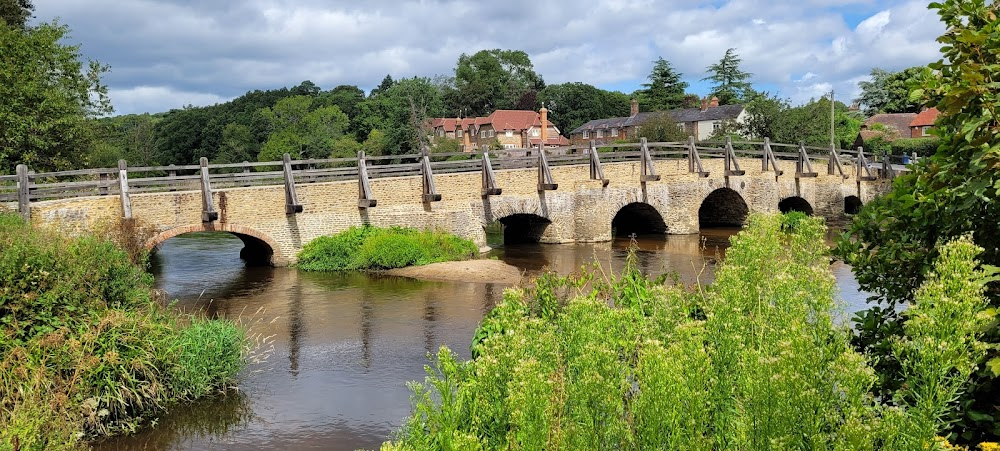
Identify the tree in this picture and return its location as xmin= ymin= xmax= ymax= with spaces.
xmin=0 ymin=0 xmax=32 ymax=29
xmin=638 ymin=57 xmax=688 ymax=111
xmin=318 ymin=85 xmax=365 ymax=121
xmin=88 ymin=114 xmax=161 ymax=167
xmin=537 ymin=83 xmax=630 ymax=134
xmin=354 ymin=77 xmax=444 ymax=154
xmin=837 ymin=0 xmax=1000 ymax=443
xmin=256 ymin=96 xmax=349 ymax=161
xmin=450 ymin=49 xmax=544 ymax=116
xmin=633 ymin=113 xmax=687 ymax=143
xmin=370 ymin=74 xmax=394 ymax=97
xmin=0 ymin=21 xmax=111 ymax=172
xmin=855 ymin=67 xmax=925 ymax=116
xmin=739 ymin=90 xmax=789 ymax=141
xmin=702 ymin=48 xmax=753 ymax=105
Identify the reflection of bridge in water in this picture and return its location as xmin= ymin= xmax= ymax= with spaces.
xmin=5 ymin=138 xmax=894 ymax=265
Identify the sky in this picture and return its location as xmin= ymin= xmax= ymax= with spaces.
xmin=31 ymin=0 xmax=945 ymax=116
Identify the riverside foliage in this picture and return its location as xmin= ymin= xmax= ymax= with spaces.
xmin=296 ymin=226 xmax=478 ymax=271
xmin=383 ymin=214 xmax=993 ymax=450
xmin=0 ymin=213 xmax=248 ymax=450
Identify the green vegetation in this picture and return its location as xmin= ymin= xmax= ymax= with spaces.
xmin=382 ymin=214 xmax=992 ymax=450
xmin=0 ymin=213 xmax=248 ymax=450
xmin=837 ymin=0 xmax=1000 ymax=443
xmin=297 ymin=226 xmax=478 ymax=272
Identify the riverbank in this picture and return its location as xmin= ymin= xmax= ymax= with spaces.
xmin=383 ymin=258 xmax=525 ymax=284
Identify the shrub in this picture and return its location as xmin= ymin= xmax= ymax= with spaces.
xmin=385 ymin=214 xmax=991 ymax=449
xmin=297 ymin=226 xmax=478 ymax=271
xmin=0 ymin=213 xmax=248 ymax=448
xmin=891 ymin=137 xmax=940 ymax=157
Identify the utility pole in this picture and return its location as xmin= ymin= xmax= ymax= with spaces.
xmin=830 ymin=89 xmax=836 ymax=147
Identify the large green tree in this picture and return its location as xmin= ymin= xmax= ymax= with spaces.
xmin=702 ymin=48 xmax=753 ymax=105
xmin=0 ymin=0 xmax=32 ymax=29
xmin=256 ymin=95 xmax=349 ymax=161
xmin=837 ymin=0 xmax=1000 ymax=443
xmin=354 ymin=77 xmax=444 ymax=155
xmin=0 ymin=21 xmax=111 ymax=172
xmin=537 ymin=83 xmax=630 ymax=134
xmin=449 ymin=49 xmax=544 ymax=116
xmin=89 ymin=113 xmax=161 ymax=167
xmin=855 ymin=66 xmax=925 ymax=116
xmin=637 ymin=57 xmax=688 ymax=111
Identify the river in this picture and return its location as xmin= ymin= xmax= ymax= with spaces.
xmin=95 ymin=228 xmax=868 ymax=450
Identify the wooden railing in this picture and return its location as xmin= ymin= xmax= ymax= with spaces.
xmin=0 ymin=139 xmax=903 ymax=221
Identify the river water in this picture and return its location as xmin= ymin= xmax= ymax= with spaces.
xmin=96 ymin=229 xmax=868 ymax=450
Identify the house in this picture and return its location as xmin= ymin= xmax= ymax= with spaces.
xmin=909 ymin=107 xmax=939 ymax=137
xmin=429 ymin=107 xmax=570 ymax=151
xmin=851 ymin=112 xmax=917 ymax=149
xmin=568 ymin=97 xmax=747 ymax=144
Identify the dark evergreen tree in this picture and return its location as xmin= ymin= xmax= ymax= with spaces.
xmin=638 ymin=57 xmax=688 ymax=111
xmin=702 ymin=48 xmax=753 ymax=105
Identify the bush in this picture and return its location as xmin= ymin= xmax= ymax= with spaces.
xmin=297 ymin=226 xmax=478 ymax=271
xmin=385 ymin=214 xmax=992 ymax=449
xmin=891 ymin=137 xmax=940 ymax=157
xmin=0 ymin=213 xmax=248 ymax=449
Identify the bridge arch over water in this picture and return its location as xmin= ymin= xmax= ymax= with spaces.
xmin=612 ymin=202 xmax=667 ymax=236
xmin=779 ymin=196 xmax=814 ymax=215
xmin=844 ymin=195 xmax=863 ymax=215
xmin=699 ymin=187 xmax=749 ymax=228
xmin=146 ymin=223 xmax=281 ymax=266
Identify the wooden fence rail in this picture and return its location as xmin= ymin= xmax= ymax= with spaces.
xmin=1 ymin=138 xmax=897 ymax=221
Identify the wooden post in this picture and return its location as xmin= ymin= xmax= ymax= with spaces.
xmin=357 ymin=151 xmax=377 ymax=208
xmin=199 ymin=157 xmax=218 ymax=222
xmin=242 ymin=161 xmax=252 ymax=187
xmin=536 ymin=144 xmax=558 ymax=191
xmin=795 ymin=142 xmax=818 ymax=178
xmin=282 ymin=153 xmax=303 ymax=214
xmin=724 ymin=136 xmax=745 ymax=176
xmin=481 ymin=151 xmax=502 ymax=196
xmin=118 ymin=160 xmax=132 ymax=219
xmin=16 ymin=164 xmax=29 ymax=221
xmin=856 ymin=146 xmax=877 ymax=181
xmin=168 ymin=164 xmax=177 ymax=192
xmin=882 ymin=154 xmax=896 ymax=180
xmin=828 ymin=144 xmax=847 ymax=178
xmin=588 ymin=140 xmax=609 ymax=186
xmin=640 ymin=138 xmax=660 ymax=182
xmin=99 ymin=172 xmax=109 ymax=195
xmin=420 ymin=147 xmax=441 ymax=203
xmin=687 ymin=136 xmax=709 ymax=177
xmin=761 ymin=138 xmax=783 ymax=175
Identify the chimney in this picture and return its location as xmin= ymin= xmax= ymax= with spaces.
xmin=701 ymin=97 xmax=709 ymax=112
xmin=709 ymin=96 xmax=719 ymax=108
xmin=630 ymin=98 xmax=639 ymax=117
xmin=540 ymin=105 xmax=548 ymax=144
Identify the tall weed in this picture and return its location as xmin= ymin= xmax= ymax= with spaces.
xmin=384 ymin=213 xmax=992 ymax=450
xmin=297 ymin=226 xmax=478 ymax=271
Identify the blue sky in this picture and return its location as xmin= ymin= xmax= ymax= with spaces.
xmin=32 ymin=0 xmax=945 ymax=115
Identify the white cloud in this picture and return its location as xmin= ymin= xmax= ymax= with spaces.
xmin=31 ymin=0 xmax=943 ymax=114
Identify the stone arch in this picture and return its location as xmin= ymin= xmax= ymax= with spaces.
xmin=778 ymin=196 xmax=814 ymax=215
xmin=145 ymin=223 xmax=282 ymax=266
xmin=612 ymin=202 xmax=667 ymax=236
xmin=844 ymin=195 xmax=863 ymax=215
xmin=699 ymin=187 xmax=749 ymax=228
xmin=496 ymin=214 xmax=552 ymax=244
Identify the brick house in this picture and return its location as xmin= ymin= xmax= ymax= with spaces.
xmin=568 ymin=97 xmax=746 ymax=144
xmin=909 ymin=107 xmax=939 ymax=137
xmin=852 ymin=112 xmax=917 ymax=149
xmin=429 ymin=108 xmax=570 ymax=152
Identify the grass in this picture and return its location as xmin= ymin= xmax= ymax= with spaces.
xmin=0 ymin=213 xmax=250 ymax=450
xmin=297 ymin=225 xmax=478 ymax=271
xmin=381 ymin=213 xmax=995 ymax=450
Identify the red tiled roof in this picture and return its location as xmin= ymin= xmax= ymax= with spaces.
xmin=529 ymin=136 xmax=571 ymax=146
xmin=482 ymin=110 xmax=542 ymax=130
xmin=910 ymin=107 xmax=939 ymax=127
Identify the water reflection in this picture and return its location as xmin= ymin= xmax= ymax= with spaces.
xmin=98 ymin=228 xmax=869 ymax=451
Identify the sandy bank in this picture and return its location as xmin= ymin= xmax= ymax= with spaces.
xmin=383 ymin=259 xmax=525 ymax=284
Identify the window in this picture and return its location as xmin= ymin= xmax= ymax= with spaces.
xmin=597 ymin=130 xmax=604 ymax=138
xmin=503 ymin=144 xmax=516 ymax=149
xmin=437 ymin=129 xmax=444 ymax=137
xmin=488 ymin=129 xmax=494 ymax=138
xmin=456 ymin=129 xmax=462 ymax=138
xmin=713 ymin=121 xmax=722 ymax=131
xmin=481 ymin=130 xmax=487 ymax=138
xmin=531 ymin=128 xmax=540 ymax=137
xmin=922 ymin=125 xmax=932 ymax=136
xmin=611 ymin=128 xmax=618 ymax=137
xmin=583 ymin=131 xmax=590 ymax=139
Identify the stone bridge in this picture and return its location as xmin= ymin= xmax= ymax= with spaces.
xmin=6 ymin=141 xmax=893 ymax=266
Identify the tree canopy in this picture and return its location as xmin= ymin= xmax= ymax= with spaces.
xmin=0 ymin=21 xmax=111 ymax=172
xmin=537 ymin=83 xmax=630 ymax=135
xmin=448 ymin=49 xmax=544 ymax=117
xmin=854 ymin=67 xmax=925 ymax=116
xmin=702 ymin=48 xmax=753 ymax=105
xmin=0 ymin=0 xmax=32 ymax=29
xmin=638 ymin=57 xmax=688 ymax=111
